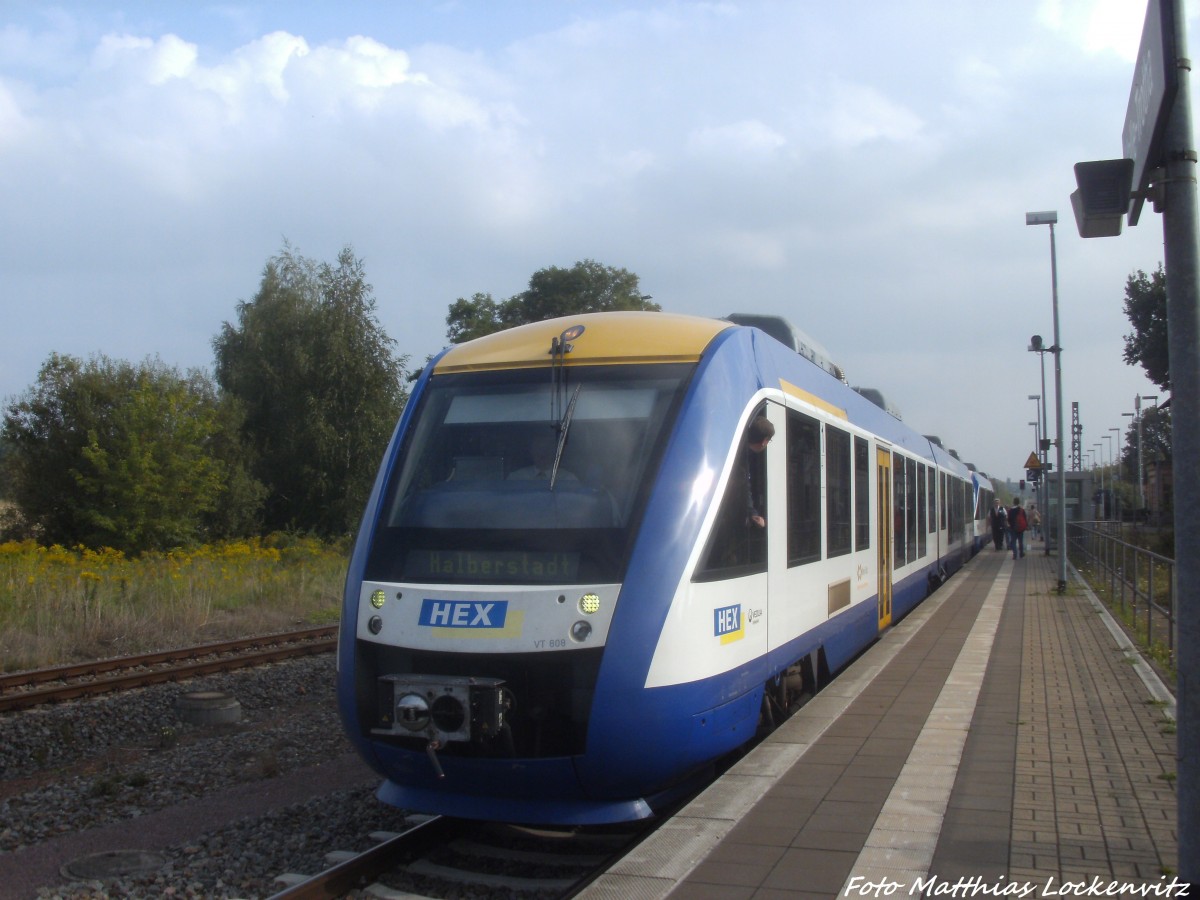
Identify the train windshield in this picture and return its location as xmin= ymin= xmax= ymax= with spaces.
xmin=364 ymin=363 xmax=693 ymax=585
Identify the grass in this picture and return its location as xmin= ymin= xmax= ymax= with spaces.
xmin=0 ymin=534 xmax=350 ymax=672
xmin=1073 ymin=558 xmax=1177 ymax=683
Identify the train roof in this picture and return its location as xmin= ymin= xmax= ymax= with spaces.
xmin=433 ymin=312 xmax=731 ymax=374
xmin=723 ymin=313 xmax=845 ymax=382
xmin=429 ymin=311 xmax=975 ymax=479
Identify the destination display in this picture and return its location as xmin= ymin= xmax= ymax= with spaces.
xmin=405 ymin=549 xmax=581 ymax=582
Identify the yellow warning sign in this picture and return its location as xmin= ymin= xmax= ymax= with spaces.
xmin=1024 ymin=452 xmax=1042 ymax=469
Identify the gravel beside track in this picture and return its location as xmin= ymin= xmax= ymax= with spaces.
xmin=0 ymin=655 xmax=412 ymax=899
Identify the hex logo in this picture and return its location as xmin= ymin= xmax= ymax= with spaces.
xmin=419 ymin=599 xmax=509 ymax=629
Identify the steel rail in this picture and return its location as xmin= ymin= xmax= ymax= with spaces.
xmin=0 ymin=626 xmax=337 ymax=712
xmin=268 ymin=815 xmax=457 ymax=900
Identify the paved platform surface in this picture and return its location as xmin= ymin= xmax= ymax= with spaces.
xmin=581 ymin=545 xmax=1180 ymax=899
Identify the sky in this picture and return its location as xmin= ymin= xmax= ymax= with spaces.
xmin=0 ymin=0 xmax=1186 ymax=485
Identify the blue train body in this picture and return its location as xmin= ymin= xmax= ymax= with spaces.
xmin=338 ymin=312 xmax=988 ymax=824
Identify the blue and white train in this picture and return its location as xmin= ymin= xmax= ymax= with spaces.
xmin=337 ymin=311 xmax=992 ymax=825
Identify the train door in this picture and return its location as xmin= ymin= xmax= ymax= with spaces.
xmin=876 ymin=448 xmax=893 ymax=630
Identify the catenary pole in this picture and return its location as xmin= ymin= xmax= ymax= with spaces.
xmin=1048 ymin=221 xmax=1068 ymax=593
xmin=1163 ymin=0 xmax=1199 ymax=880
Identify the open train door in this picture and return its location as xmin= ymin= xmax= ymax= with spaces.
xmin=876 ymin=447 xmax=893 ymax=630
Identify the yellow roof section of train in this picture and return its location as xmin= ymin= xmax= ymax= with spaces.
xmin=433 ymin=311 xmax=733 ymax=374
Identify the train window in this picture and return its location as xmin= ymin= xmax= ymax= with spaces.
xmin=917 ymin=464 xmax=928 ymax=558
xmin=826 ymin=426 xmax=851 ymax=558
xmin=695 ymin=407 xmax=771 ymax=580
xmin=905 ymin=457 xmax=917 ymax=563
xmin=893 ymin=453 xmax=905 ymax=566
xmin=854 ymin=436 xmax=870 ymax=551
xmin=786 ymin=409 xmax=821 ymax=567
xmin=950 ymin=478 xmax=964 ymax=542
xmin=940 ymin=472 xmax=948 ymax=529
xmin=927 ymin=468 xmax=937 ymax=536
xmin=366 ymin=364 xmax=693 ymax=584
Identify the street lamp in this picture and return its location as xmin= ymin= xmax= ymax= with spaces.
xmin=1026 ymin=210 xmax=1068 ymax=592
xmin=1122 ymin=411 xmax=1135 ymax=475
xmin=1109 ymin=426 xmax=1123 ymax=476
xmin=1027 ymin=372 xmax=1046 ymax=554
xmin=1103 ymin=432 xmax=1116 ymax=516
xmin=1094 ymin=442 xmax=1105 ymax=518
xmin=1135 ymin=394 xmax=1158 ymax=509
xmin=1108 ymin=427 xmax=1122 ymax=521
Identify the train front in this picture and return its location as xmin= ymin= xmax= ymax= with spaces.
xmin=337 ymin=313 xmax=729 ymax=824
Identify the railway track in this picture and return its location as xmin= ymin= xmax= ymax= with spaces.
xmin=0 ymin=625 xmax=338 ymax=712
xmin=269 ymin=814 xmax=645 ymax=899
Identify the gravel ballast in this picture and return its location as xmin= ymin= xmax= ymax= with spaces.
xmin=0 ymin=655 xmax=412 ymax=899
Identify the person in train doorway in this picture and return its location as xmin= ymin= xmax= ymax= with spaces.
xmin=1009 ymin=498 xmax=1028 ymax=559
xmin=744 ymin=415 xmax=774 ymax=528
xmin=989 ymin=498 xmax=1008 ymax=551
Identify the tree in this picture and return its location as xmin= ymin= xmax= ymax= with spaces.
xmin=445 ymin=260 xmax=660 ymax=343
xmin=446 ymin=293 xmax=503 ymax=343
xmin=1 ymin=354 xmax=262 ymax=552
xmin=1122 ymin=265 xmax=1169 ymax=392
xmin=213 ymin=244 xmax=408 ymax=536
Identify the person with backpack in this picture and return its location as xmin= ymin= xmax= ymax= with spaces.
xmin=1009 ymin=499 xmax=1028 ymax=559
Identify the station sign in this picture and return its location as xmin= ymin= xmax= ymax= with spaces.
xmin=1123 ymin=0 xmax=1178 ymax=225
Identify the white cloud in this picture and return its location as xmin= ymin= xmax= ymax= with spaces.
xmin=91 ymin=32 xmax=197 ymax=84
xmin=825 ymin=81 xmax=925 ymax=148
xmin=197 ymin=31 xmax=309 ymax=105
xmin=686 ymin=119 xmax=787 ymax=159
xmin=1036 ymin=0 xmax=1145 ymax=61
xmin=0 ymin=80 xmax=31 ymax=146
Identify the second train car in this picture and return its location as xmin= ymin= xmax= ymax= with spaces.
xmin=338 ymin=311 xmax=990 ymax=824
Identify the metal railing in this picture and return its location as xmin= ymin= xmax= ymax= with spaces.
xmin=1066 ymin=521 xmax=1175 ymax=666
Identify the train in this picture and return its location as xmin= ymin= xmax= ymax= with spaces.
xmin=337 ymin=311 xmax=993 ymax=825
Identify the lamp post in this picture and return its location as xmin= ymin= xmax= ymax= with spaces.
xmin=1027 ymin=393 xmax=1046 ymax=533
xmin=1094 ymin=442 xmax=1105 ymax=518
xmin=1122 ymin=411 xmax=1136 ymax=500
xmin=1026 ymin=210 xmax=1067 ymax=592
xmin=1104 ymin=434 xmax=1113 ymax=518
xmin=1087 ymin=449 xmax=1097 ymax=517
xmin=1118 ymin=408 xmax=1128 ymax=494
xmin=1136 ymin=394 xmax=1158 ymax=509
xmin=1028 ymin=350 xmax=1051 ymax=551
xmin=1108 ymin=428 xmax=1122 ymax=521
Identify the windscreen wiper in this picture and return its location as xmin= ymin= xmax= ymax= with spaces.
xmin=550 ymin=384 xmax=581 ymax=491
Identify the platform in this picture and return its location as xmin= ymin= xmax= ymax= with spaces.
xmin=580 ymin=544 xmax=1180 ymax=899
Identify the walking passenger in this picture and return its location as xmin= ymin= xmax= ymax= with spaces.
xmin=989 ymin=499 xmax=1007 ymax=551
xmin=1009 ymin=499 xmax=1028 ymax=559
